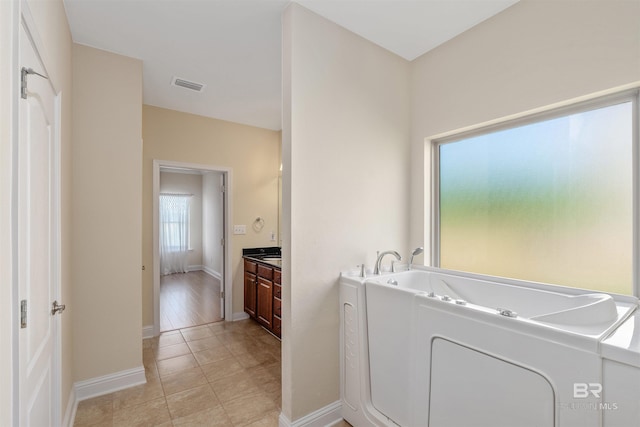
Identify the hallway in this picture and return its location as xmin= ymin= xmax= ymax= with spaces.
xmin=160 ymin=271 xmax=223 ymax=331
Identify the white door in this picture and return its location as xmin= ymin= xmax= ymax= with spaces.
xmin=18 ymin=18 xmax=62 ymax=427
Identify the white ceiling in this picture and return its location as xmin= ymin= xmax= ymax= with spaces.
xmin=63 ymin=0 xmax=519 ymax=131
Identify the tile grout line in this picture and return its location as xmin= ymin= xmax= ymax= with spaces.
xmin=168 ymin=321 xmax=279 ymax=425
xmin=75 ymin=320 xmax=281 ymax=426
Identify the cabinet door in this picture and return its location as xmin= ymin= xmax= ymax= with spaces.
xmin=257 ymin=277 xmax=273 ymax=328
xmin=244 ymin=272 xmax=257 ymax=318
xmin=273 ymin=297 xmax=282 ymax=318
xmin=272 ymin=316 xmax=281 ymax=338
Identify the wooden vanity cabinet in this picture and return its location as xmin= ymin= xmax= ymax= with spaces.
xmin=243 ymin=257 xmax=281 ymax=338
xmin=243 ymin=260 xmax=257 ymax=318
xmin=272 ymin=270 xmax=282 ymax=336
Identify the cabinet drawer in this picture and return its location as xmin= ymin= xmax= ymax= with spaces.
xmin=273 ymin=284 xmax=281 ymax=299
xmin=273 ymin=269 xmax=281 ymax=284
xmin=272 ymin=316 xmax=281 ymax=337
xmin=244 ymin=259 xmax=257 ymax=274
xmin=273 ymin=297 xmax=281 ymax=318
xmin=258 ymin=264 xmax=273 ymax=280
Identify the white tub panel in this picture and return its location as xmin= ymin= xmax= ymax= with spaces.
xmin=602 ymin=360 xmax=640 ymax=427
xmin=340 ymin=274 xmax=392 ymax=427
xmin=366 ymin=281 xmax=414 ymax=427
xmin=429 ymin=338 xmax=554 ymax=427
xmin=343 ymin=302 xmax=359 ymax=410
xmin=412 ymin=297 xmax=604 ymax=427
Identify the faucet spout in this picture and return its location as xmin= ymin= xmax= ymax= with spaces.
xmin=374 ymin=250 xmax=402 ymax=275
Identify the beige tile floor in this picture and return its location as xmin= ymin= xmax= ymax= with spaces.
xmin=74 ymin=320 xmax=352 ymax=427
xmin=75 ymin=320 xmax=277 ymax=427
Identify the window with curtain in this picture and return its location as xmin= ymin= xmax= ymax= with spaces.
xmin=434 ymin=91 xmax=637 ymax=295
xmin=159 ymin=194 xmax=191 ymax=275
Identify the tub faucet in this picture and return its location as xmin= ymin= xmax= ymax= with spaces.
xmin=374 ymin=250 xmax=401 ymax=275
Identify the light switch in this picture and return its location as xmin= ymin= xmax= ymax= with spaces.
xmin=233 ymin=225 xmax=246 ymax=235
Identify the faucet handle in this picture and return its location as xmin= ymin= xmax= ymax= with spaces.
xmin=359 ymin=264 xmax=366 ymax=278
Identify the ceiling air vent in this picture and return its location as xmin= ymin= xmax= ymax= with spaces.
xmin=171 ymin=76 xmax=205 ymax=93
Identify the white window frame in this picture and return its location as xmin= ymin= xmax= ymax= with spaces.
xmin=429 ymin=87 xmax=640 ymax=297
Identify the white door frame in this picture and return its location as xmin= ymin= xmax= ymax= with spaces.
xmin=153 ymin=159 xmax=233 ymax=336
xmin=1 ymin=1 xmax=19 ymax=424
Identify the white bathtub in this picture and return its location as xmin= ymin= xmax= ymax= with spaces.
xmin=339 ymin=267 xmax=640 ymax=427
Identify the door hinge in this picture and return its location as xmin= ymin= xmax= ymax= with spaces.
xmin=220 ymin=184 xmax=225 ymax=194
xmin=20 ymin=300 xmax=27 ymax=328
xmin=220 ymin=238 xmax=225 ymax=246
xmin=220 ymin=291 xmax=225 ymax=299
xmin=51 ymin=300 xmax=66 ymax=316
xmin=21 ymin=67 xmax=48 ymax=99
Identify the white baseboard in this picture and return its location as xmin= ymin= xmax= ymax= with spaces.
xmin=74 ymin=366 xmax=146 ymax=402
xmin=62 ymin=387 xmax=77 ymax=427
xmin=142 ymin=325 xmax=155 ymax=339
xmin=279 ymin=401 xmax=343 ymax=427
xmin=202 ymin=265 xmax=222 ymax=280
xmin=187 ymin=265 xmax=222 ymax=280
xmin=232 ymin=312 xmax=250 ymax=321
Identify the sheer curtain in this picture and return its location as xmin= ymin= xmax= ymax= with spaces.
xmin=159 ymin=194 xmax=191 ymax=275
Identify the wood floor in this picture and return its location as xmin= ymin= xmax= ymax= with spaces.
xmin=160 ymin=270 xmax=223 ymax=332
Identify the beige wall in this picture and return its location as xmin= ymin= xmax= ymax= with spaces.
xmin=142 ymin=105 xmax=281 ymax=326
xmin=160 ymin=172 xmax=204 ymax=268
xmin=0 ymin=0 xmax=74 ymax=421
xmin=410 ymin=0 xmax=640 ymax=260
xmin=282 ymin=4 xmax=411 ymax=420
xmin=72 ymin=44 xmax=143 ymax=381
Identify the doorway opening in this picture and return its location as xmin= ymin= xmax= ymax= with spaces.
xmin=153 ymin=160 xmax=232 ymax=335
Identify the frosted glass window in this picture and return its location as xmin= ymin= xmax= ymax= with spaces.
xmin=438 ymin=101 xmax=633 ymax=295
